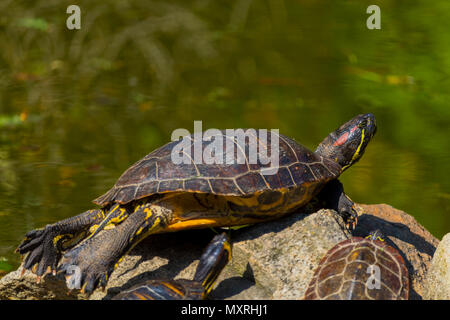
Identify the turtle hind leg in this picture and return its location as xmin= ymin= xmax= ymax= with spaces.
xmin=16 ymin=208 xmax=105 ymax=277
xmin=59 ymin=202 xmax=169 ymax=294
xmin=317 ymin=179 xmax=359 ymax=231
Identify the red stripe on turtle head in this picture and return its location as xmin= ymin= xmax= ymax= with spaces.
xmin=333 ymin=131 xmax=349 ymax=146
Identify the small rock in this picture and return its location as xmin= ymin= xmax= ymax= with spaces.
xmin=423 ymin=233 xmax=450 ymax=300
xmin=0 ymin=268 xmax=79 ymax=300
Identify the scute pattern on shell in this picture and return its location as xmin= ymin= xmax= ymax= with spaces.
xmin=93 ymin=132 xmax=341 ymax=206
xmin=304 ymin=237 xmax=409 ymax=300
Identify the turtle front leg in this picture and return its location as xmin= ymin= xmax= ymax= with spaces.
xmin=16 ymin=209 xmax=106 ymax=277
xmin=317 ymin=179 xmax=359 ymax=230
xmin=59 ymin=202 xmax=169 ymax=294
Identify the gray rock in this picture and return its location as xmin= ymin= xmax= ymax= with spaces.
xmin=0 ymin=204 xmax=440 ymax=300
xmin=95 ymin=208 xmax=350 ymax=300
xmin=227 ymin=209 xmax=350 ymax=299
xmin=423 ymin=233 xmax=450 ymax=300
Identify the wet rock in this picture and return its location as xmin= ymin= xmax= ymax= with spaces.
xmin=423 ymin=233 xmax=450 ymax=300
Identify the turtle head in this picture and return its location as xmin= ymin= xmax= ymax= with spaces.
xmin=315 ymin=113 xmax=376 ymax=172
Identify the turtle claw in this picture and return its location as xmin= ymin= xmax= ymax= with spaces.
xmin=345 ymin=221 xmax=356 ymax=232
xmin=343 ymin=209 xmax=358 ymax=232
xmin=346 ymin=216 xmax=357 ymax=230
xmin=80 ymin=272 xmax=108 ymax=294
xmin=81 ymin=279 xmax=94 ymax=294
xmin=60 ymin=261 xmax=110 ymax=295
xmin=17 ymin=225 xmax=61 ymax=277
xmin=99 ymin=274 xmax=108 ymax=289
xmin=58 ymin=238 xmax=115 ymax=295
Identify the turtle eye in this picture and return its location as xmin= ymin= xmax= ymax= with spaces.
xmin=358 ymin=119 xmax=368 ymax=128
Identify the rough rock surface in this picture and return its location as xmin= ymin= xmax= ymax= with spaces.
xmin=0 ymin=269 xmax=80 ymax=300
xmin=0 ymin=204 xmax=440 ymax=300
xmin=423 ymin=233 xmax=450 ymax=300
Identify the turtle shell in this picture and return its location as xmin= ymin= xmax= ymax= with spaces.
xmin=94 ymin=131 xmax=341 ymax=206
xmin=304 ymin=237 xmax=409 ymax=300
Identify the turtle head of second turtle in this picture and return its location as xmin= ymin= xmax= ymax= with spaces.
xmin=315 ymin=113 xmax=377 ymax=172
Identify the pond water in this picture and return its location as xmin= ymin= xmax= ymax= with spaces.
xmin=0 ymin=1 xmax=449 ymax=270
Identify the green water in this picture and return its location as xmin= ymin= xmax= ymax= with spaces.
xmin=0 ymin=1 xmax=449 ymax=270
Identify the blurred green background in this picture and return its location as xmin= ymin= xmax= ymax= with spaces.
xmin=0 ymin=0 xmax=449 ymax=271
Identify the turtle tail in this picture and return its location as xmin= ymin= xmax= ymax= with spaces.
xmin=193 ymin=233 xmax=231 ymax=296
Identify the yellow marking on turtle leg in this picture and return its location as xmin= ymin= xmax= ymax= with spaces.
xmin=89 ymin=224 xmax=101 ymax=233
xmin=104 ymin=208 xmax=129 ymax=230
xmin=54 ymin=230 xmax=89 ymax=250
xmin=96 ymin=210 xmax=105 ymax=220
xmin=223 ymin=241 xmax=232 ymax=261
xmin=133 ymin=292 xmax=149 ymax=300
xmin=85 ymin=210 xmax=106 ymax=233
xmin=114 ymin=256 xmax=125 ymax=270
xmin=53 ymin=233 xmax=83 ymax=250
xmin=145 ymin=207 xmax=152 ymax=217
xmin=201 ymin=239 xmax=231 ymax=295
xmin=135 ymin=217 xmax=161 ymax=237
xmin=131 ymin=206 xmax=162 ymax=237
xmin=86 ymin=204 xmax=122 ymax=239
xmin=203 ymin=269 xmax=221 ymax=296
xmin=135 ymin=227 xmax=143 ymax=236
xmin=111 ymin=210 xmax=165 ymax=274
xmin=53 ymin=235 xmax=67 ymax=247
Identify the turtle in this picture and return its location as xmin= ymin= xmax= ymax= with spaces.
xmin=112 ymin=232 xmax=231 ymax=300
xmin=303 ymin=230 xmax=409 ymax=300
xmin=16 ymin=113 xmax=377 ymax=294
